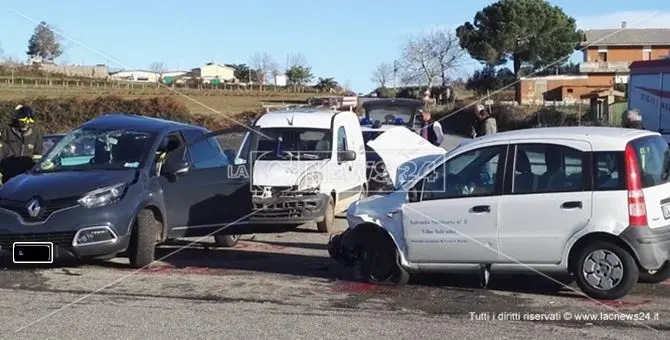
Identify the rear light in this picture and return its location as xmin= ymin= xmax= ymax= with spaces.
xmin=624 ymin=143 xmax=648 ymax=226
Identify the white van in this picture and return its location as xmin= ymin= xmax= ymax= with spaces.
xmin=235 ymin=107 xmax=367 ymax=233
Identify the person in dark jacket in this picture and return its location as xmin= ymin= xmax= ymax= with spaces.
xmin=0 ymin=105 xmax=44 ymax=184
xmin=418 ymin=109 xmax=444 ymax=146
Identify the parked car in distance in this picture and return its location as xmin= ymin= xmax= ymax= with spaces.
xmin=234 ymin=106 xmax=367 ymax=233
xmin=361 ymin=98 xmax=425 ymax=132
xmin=328 ymin=126 xmax=670 ymax=300
xmin=0 ymin=113 xmax=250 ymax=268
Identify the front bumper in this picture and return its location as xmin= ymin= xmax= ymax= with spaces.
xmin=620 ymin=225 xmax=670 ymax=270
xmin=248 ymin=192 xmax=330 ymax=224
xmin=0 ymin=202 xmax=136 ymax=260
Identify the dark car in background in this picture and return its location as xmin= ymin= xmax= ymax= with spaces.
xmin=0 ymin=113 xmax=249 ymax=268
xmin=361 ymin=98 xmax=425 ymax=132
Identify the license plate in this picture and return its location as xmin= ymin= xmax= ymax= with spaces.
xmin=12 ymin=242 xmax=53 ymax=264
xmin=663 ymin=205 xmax=670 ymax=220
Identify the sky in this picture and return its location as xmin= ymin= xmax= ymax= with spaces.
xmin=1 ymin=1 xmax=669 ymax=93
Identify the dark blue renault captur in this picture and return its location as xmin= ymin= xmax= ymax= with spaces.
xmin=0 ymin=113 xmax=250 ymax=267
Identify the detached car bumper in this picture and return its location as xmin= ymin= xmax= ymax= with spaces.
xmin=620 ymin=225 xmax=670 ymax=270
xmin=248 ymin=192 xmax=330 ymax=224
xmin=0 ymin=201 xmax=136 ymax=261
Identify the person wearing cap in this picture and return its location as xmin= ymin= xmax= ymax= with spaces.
xmin=0 ymin=105 xmax=44 ymax=184
xmin=622 ymin=109 xmax=645 ymax=129
xmin=471 ymin=103 xmax=497 ymax=138
xmin=418 ymin=109 xmax=444 ymax=146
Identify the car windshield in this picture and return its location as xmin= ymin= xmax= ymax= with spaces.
xmin=366 ymin=106 xmax=415 ymax=125
xmin=36 ymin=128 xmax=155 ymax=172
xmin=255 ymin=128 xmax=332 ymax=160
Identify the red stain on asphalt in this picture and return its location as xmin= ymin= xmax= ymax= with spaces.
xmin=329 ymin=281 xmax=396 ymax=294
xmin=235 ymin=241 xmax=286 ymax=251
xmin=661 ymin=279 xmax=670 ymax=286
xmin=588 ymin=299 xmax=652 ymax=308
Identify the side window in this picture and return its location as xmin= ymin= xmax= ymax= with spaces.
xmin=154 ymin=133 xmax=185 ymax=175
xmin=512 ymin=144 xmax=583 ymax=194
xmin=594 ymin=152 xmax=625 ymax=190
xmin=189 ymin=137 xmax=230 ymax=169
xmin=337 ymin=126 xmax=347 ymax=152
xmin=421 ymin=146 xmax=504 ymax=201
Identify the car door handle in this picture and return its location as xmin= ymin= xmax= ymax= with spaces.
xmin=470 ymin=205 xmax=491 ymax=213
xmin=561 ymin=201 xmax=583 ymax=209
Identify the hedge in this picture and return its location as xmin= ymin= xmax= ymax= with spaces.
xmin=0 ymin=95 xmax=263 ymax=134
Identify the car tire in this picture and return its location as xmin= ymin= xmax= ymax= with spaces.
xmin=638 ymin=262 xmax=670 ymax=284
xmin=128 ymin=209 xmax=160 ymax=268
xmin=214 ymin=234 xmax=240 ymax=248
xmin=316 ymin=196 xmax=335 ymax=233
xmin=357 ymin=236 xmax=409 ymax=285
xmin=574 ymin=241 xmax=639 ymax=300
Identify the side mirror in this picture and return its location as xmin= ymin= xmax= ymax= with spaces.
xmin=223 ymin=149 xmax=236 ymax=161
xmin=162 ymin=154 xmax=190 ymax=180
xmin=338 ymin=150 xmax=356 ymax=162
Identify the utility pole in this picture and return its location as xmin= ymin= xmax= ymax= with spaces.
xmin=393 ymin=60 xmax=398 ymax=89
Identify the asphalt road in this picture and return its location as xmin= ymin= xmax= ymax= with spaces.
xmin=1 ymin=220 xmax=669 ymax=339
xmin=2 ymin=133 xmax=669 ymax=339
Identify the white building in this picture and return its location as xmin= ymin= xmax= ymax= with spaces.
xmin=190 ymin=62 xmax=236 ymax=83
xmin=109 ymin=70 xmax=187 ymax=82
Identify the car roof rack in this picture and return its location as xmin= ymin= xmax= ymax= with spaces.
xmin=261 ymin=95 xmax=357 ymax=113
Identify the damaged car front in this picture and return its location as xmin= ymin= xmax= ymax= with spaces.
xmin=328 ymin=127 xmax=448 ymax=279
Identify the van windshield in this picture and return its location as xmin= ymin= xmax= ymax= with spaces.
xmin=255 ymin=128 xmax=332 ymax=160
xmin=630 ymin=135 xmax=670 ymax=188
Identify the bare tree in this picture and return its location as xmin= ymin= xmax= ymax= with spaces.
xmin=399 ymin=29 xmax=466 ymax=87
xmin=150 ymin=61 xmax=167 ymax=82
xmin=371 ymin=62 xmax=394 ymax=88
xmin=287 ymin=53 xmax=308 ymax=68
xmin=249 ymin=51 xmax=277 ymax=89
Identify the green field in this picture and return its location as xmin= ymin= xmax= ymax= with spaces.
xmin=0 ymin=85 xmax=316 ymax=115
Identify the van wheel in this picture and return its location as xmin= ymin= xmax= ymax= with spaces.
xmin=128 ymin=209 xmax=160 ymax=268
xmin=574 ymin=241 xmax=638 ymax=299
xmin=316 ymin=196 xmax=335 ymax=233
xmin=357 ymin=237 xmax=409 ymax=285
xmin=639 ymin=262 xmax=670 ymax=284
xmin=214 ymin=234 xmax=240 ymax=248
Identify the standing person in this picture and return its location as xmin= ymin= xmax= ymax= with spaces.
xmin=622 ymin=109 xmax=645 ymax=129
xmin=0 ymin=105 xmax=44 ymax=184
xmin=471 ymin=103 xmax=498 ymax=138
xmin=418 ymin=109 xmax=444 ymax=147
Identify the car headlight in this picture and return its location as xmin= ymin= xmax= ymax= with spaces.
xmin=297 ymin=172 xmax=323 ymax=191
xmin=78 ymin=183 xmax=126 ymax=208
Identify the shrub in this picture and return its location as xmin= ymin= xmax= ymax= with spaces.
xmin=0 ymin=95 xmax=265 ymax=134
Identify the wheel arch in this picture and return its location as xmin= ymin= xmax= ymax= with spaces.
xmin=566 ymin=232 xmax=640 ymax=274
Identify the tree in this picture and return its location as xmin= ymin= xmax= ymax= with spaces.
xmin=150 ymin=61 xmax=167 ymax=82
xmin=371 ymin=62 xmax=393 ymax=88
xmin=315 ymin=77 xmax=339 ymax=93
xmin=249 ymin=51 xmax=277 ymax=88
xmin=456 ymin=0 xmax=582 ymax=102
xmin=227 ymin=64 xmax=258 ymax=83
xmin=284 ymin=53 xmax=313 ymax=90
xmin=26 ymin=21 xmax=63 ymax=63
xmin=466 ymin=65 xmax=515 ymax=95
xmin=399 ymin=29 xmax=466 ymax=88
xmin=285 ymin=65 xmax=313 ymax=90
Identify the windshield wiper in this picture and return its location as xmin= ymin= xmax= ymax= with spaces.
xmin=299 ymin=153 xmax=321 ymax=160
xmin=279 ymin=151 xmax=299 ymax=160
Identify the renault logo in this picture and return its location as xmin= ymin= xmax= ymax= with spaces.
xmin=26 ymin=198 xmax=42 ymax=218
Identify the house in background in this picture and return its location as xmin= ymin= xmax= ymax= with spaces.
xmin=189 ymin=62 xmax=236 ymax=84
xmin=109 ymin=70 xmax=187 ymax=82
xmin=519 ymin=23 xmax=670 ymax=104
